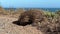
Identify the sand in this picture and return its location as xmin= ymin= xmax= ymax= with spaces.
xmin=0 ymin=15 xmax=43 ymax=34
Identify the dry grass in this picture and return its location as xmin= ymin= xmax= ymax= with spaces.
xmin=0 ymin=8 xmax=24 ymax=18
xmin=0 ymin=7 xmax=60 ymax=34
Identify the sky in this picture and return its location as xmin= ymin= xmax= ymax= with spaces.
xmin=0 ymin=0 xmax=60 ymax=8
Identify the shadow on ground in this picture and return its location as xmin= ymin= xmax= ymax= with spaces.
xmin=12 ymin=21 xmax=32 ymax=26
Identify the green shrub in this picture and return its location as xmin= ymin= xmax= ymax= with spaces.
xmin=56 ymin=10 xmax=60 ymax=15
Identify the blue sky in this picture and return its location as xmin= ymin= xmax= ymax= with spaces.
xmin=0 ymin=0 xmax=60 ymax=8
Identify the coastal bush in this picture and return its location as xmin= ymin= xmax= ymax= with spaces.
xmin=56 ymin=10 xmax=60 ymax=15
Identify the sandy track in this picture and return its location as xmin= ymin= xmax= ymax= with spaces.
xmin=0 ymin=16 xmax=42 ymax=34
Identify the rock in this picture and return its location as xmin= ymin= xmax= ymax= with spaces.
xmin=14 ymin=9 xmax=44 ymax=26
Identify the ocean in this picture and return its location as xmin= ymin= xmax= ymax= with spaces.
xmin=4 ymin=8 xmax=60 ymax=12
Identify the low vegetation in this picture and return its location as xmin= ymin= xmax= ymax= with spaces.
xmin=0 ymin=7 xmax=60 ymax=34
xmin=37 ymin=10 xmax=60 ymax=34
xmin=0 ymin=7 xmax=24 ymax=17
